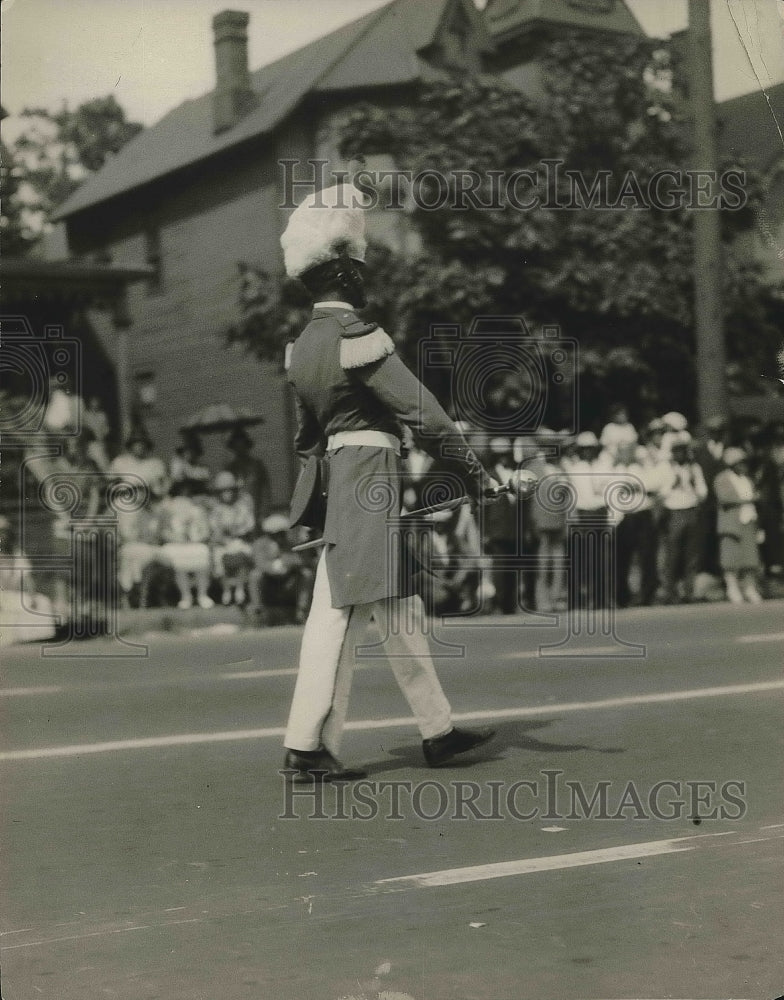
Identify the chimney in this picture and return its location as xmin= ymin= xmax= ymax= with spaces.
xmin=212 ymin=10 xmax=253 ymax=134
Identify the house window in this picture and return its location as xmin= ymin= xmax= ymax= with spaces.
xmin=144 ymin=227 xmax=163 ymax=294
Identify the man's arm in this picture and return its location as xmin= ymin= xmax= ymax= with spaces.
xmin=693 ymin=463 xmax=708 ymax=503
xmin=293 ymin=395 xmax=326 ymax=464
xmin=350 ymin=348 xmax=494 ymax=497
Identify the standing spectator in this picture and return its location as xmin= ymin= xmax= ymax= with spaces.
xmin=632 ymin=444 xmax=670 ymax=605
xmin=694 ymin=415 xmax=729 ymax=584
xmin=641 ymin=418 xmax=666 ymax=464
xmin=483 ymin=438 xmax=519 ymax=614
xmin=53 ymin=431 xmax=105 ymax=632
xmin=755 ymin=423 xmax=784 ymax=578
xmin=660 ymin=431 xmax=708 ymax=603
xmin=110 ymin=430 xmax=169 ymax=499
xmin=660 ymin=412 xmax=689 ymax=460
xmin=640 ymin=417 xmax=668 ymax=591
xmin=714 ymin=448 xmax=763 ymax=603
xmin=159 ymin=481 xmax=214 ymax=610
xmin=600 ymin=403 xmax=638 ymax=460
xmin=567 ymin=431 xmax=612 ymax=610
xmin=224 ymin=427 xmax=271 ymax=524
xmin=83 ymin=396 xmax=111 ymax=471
xmin=610 ymin=442 xmax=647 ymax=608
xmin=209 ymin=470 xmax=255 ymax=605
xmin=610 ymin=442 xmax=669 ymax=607
xmin=170 ymin=431 xmax=211 ymax=498
xmin=528 ymin=435 xmax=567 ymax=612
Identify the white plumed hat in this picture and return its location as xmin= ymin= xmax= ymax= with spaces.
xmin=280 ymin=182 xmax=370 ymax=279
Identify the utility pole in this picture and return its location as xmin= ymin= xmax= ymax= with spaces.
xmin=687 ymin=0 xmax=727 ymax=421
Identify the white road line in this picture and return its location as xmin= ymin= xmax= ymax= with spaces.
xmin=3 ymin=626 xmax=779 ymax=697
xmin=2 ymin=677 xmax=782 ymax=762
xmin=376 ymin=834 xmax=733 ymax=888
xmin=501 ymin=646 xmax=626 ymax=660
xmin=0 ymin=686 xmax=64 ymax=697
xmin=219 ymin=668 xmax=298 ymax=679
xmin=444 ymin=678 xmax=784 ymax=725
xmin=0 ymin=921 xmax=205 ymax=951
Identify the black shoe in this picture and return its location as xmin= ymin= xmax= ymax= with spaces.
xmin=422 ymin=726 xmax=496 ymax=767
xmin=283 ymin=746 xmax=367 ymax=783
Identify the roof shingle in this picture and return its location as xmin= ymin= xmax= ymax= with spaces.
xmin=55 ymin=0 xmax=462 ymax=220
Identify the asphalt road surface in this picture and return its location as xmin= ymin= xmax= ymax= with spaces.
xmin=2 ymin=601 xmax=783 ymax=1000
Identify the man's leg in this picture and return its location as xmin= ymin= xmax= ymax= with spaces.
xmin=371 ymin=593 xmax=453 ymax=740
xmin=682 ymin=508 xmax=701 ymax=602
xmin=319 ymin=600 xmax=374 ymax=755
xmin=637 ymin=510 xmax=658 ymax=605
xmin=284 ymin=550 xmax=357 ymax=752
xmin=370 ymin=591 xmax=495 ymax=765
xmin=662 ymin=512 xmax=681 ymax=602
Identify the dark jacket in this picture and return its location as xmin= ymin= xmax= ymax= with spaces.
xmin=287 ymin=305 xmax=490 ymax=606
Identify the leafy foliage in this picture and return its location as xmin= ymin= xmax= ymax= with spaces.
xmin=1 ymin=96 xmax=142 ymax=252
xmin=230 ymin=31 xmax=781 ymax=425
xmin=0 ymin=135 xmax=33 ymax=255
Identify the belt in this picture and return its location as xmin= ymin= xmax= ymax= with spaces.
xmin=327 ymin=430 xmax=401 ymax=455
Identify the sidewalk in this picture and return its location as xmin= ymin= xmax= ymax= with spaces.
xmin=117 ymin=604 xmax=251 ymax=638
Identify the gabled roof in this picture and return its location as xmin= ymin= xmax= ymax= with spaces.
xmin=487 ymin=0 xmax=644 ymax=43
xmin=717 ymin=82 xmax=784 ymax=175
xmin=56 ymin=0 xmax=489 ymax=221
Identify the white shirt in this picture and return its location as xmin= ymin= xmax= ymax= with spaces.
xmin=569 ymin=455 xmax=613 ymax=511
xmin=600 ymin=421 xmax=638 ymax=456
xmin=662 ymin=461 xmax=707 ymax=510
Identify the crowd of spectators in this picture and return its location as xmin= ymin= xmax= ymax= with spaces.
xmin=9 ymin=387 xmax=314 ymax=633
xmin=403 ymin=406 xmax=784 ymax=616
xmin=108 ymin=427 xmax=314 ymax=623
xmin=7 ymin=388 xmax=783 ymax=639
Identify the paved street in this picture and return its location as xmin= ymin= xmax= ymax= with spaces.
xmin=2 ymin=601 xmax=783 ymax=1000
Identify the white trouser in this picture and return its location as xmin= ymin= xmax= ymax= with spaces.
xmin=284 ymin=550 xmax=452 ymax=754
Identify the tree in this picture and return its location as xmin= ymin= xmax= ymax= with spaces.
xmin=2 ymin=96 xmax=142 ymax=252
xmin=229 ymin=32 xmax=782 ymax=426
xmin=1 ymin=132 xmax=34 ymax=255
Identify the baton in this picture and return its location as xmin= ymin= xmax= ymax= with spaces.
xmin=291 ymin=478 xmax=531 ymax=553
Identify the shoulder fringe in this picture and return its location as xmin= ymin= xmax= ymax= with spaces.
xmin=340 ymin=327 xmax=395 ymax=370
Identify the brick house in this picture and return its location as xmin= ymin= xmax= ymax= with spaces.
xmin=54 ymin=0 xmax=644 ymax=506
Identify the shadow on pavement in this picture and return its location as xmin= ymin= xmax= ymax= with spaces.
xmin=362 ymin=719 xmax=625 ymax=777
